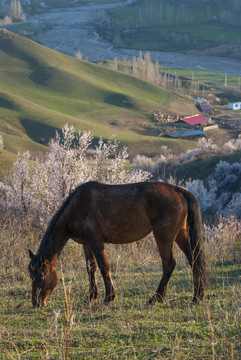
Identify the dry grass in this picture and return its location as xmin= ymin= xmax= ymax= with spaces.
xmin=0 ymin=217 xmax=240 ymax=359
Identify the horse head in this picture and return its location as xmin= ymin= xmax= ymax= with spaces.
xmin=28 ymin=250 xmax=58 ymax=307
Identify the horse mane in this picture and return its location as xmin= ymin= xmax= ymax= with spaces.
xmin=39 ymin=187 xmax=79 ymax=253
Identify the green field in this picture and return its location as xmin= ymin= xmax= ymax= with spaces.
xmin=0 ymin=29 xmax=198 ymax=162
xmin=0 ymin=224 xmax=240 ymax=359
xmin=101 ymin=0 xmax=241 ymax=56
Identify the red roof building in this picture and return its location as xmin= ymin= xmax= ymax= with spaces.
xmin=181 ymin=114 xmax=210 ymax=126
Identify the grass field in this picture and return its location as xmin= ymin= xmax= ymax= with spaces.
xmin=0 ymin=220 xmax=240 ymax=359
xmin=160 ymin=68 xmax=241 ymax=88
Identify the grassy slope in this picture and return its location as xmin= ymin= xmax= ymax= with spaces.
xmin=0 ymin=29 xmax=197 ymax=162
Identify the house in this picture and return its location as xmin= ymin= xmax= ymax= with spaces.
xmin=203 ymin=124 xmax=219 ymax=131
xmin=197 ymin=103 xmax=213 ymax=115
xmin=166 ymin=130 xmax=206 ymax=139
xmin=225 ymin=120 xmax=238 ymax=128
xmin=193 ymin=97 xmax=208 ymax=104
xmin=228 ymin=102 xmax=241 ymax=110
xmin=180 ymin=114 xmax=210 ymax=126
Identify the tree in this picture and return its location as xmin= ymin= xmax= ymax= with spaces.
xmin=76 ymin=50 xmax=83 ymax=60
xmin=144 ymin=52 xmax=155 ymax=82
xmin=132 ymin=56 xmax=137 ymax=77
xmin=0 ymin=135 xmax=3 ymax=149
xmin=9 ymin=0 xmax=25 ymax=21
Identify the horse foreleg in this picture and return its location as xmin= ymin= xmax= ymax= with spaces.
xmin=148 ymin=232 xmax=176 ymax=305
xmin=90 ymin=243 xmax=116 ymax=304
xmin=83 ymin=244 xmax=98 ymax=302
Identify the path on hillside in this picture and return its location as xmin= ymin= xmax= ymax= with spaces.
xmin=27 ymin=0 xmax=241 ymax=76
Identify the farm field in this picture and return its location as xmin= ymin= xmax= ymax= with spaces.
xmin=160 ymin=68 xmax=241 ymax=88
xmin=0 ymin=225 xmax=240 ymax=359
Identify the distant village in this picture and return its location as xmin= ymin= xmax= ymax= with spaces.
xmin=154 ymin=98 xmax=241 ymax=140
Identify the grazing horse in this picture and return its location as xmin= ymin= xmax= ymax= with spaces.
xmin=28 ymin=181 xmax=207 ymax=307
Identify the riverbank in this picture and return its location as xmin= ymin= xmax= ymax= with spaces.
xmin=2 ymin=0 xmax=241 ymax=76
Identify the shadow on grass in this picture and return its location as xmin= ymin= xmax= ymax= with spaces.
xmin=0 ymin=93 xmax=19 ymax=111
xmin=29 ymin=66 xmax=55 ymax=86
xmin=104 ymin=93 xmax=136 ymax=109
xmin=20 ymin=118 xmax=57 ymax=145
xmin=0 ymin=35 xmax=55 ymax=87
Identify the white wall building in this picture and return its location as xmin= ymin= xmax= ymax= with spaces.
xmin=228 ymin=102 xmax=241 ymax=110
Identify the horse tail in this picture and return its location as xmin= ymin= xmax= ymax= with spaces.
xmin=181 ymin=189 xmax=208 ymax=300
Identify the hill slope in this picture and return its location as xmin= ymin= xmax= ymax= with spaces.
xmin=0 ymin=29 xmax=197 ymax=160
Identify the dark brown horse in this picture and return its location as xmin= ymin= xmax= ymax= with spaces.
xmin=28 ymin=181 xmax=206 ymax=307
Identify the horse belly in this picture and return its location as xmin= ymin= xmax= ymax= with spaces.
xmin=102 ymin=214 xmax=152 ymax=244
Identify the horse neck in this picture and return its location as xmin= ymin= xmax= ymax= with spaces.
xmin=37 ymin=218 xmax=69 ymax=262
xmin=36 ymin=189 xmax=77 ymax=262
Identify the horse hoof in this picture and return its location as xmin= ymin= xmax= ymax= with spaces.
xmin=104 ymin=293 xmax=116 ymax=304
xmin=147 ymin=293 xmax=163 ymax=306
xmin=192 ymin=296 xmax=202 ymax=304
xmin=84 ymin=294 xmax=98 ymax=304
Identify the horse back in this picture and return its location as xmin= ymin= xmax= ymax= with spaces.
xmin=75 ymin=181 xmax=188 ymax=244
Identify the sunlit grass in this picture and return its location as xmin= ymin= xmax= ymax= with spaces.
xmin=0 ymin=225 xmax=240 ymax=359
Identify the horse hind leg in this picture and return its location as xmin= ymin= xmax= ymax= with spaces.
xmin=83 ymin=244 xmax=98 ymax=302
xmin=175 ymin=228 xmax=205 ymax=303
xmin=148 ymin=230 xmax=176 ymax=306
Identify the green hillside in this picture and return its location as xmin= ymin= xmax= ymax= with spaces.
xmin=0 ymin=29 xmax=197 ymax=166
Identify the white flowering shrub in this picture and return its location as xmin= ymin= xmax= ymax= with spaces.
xmin=179 ymin=160 xmax=241 ymax=219
xmin=132 ymin=154 xmax=153 ymax=172
xmin=195 ymin=137 xmax=219 ymax=155
xmin=184 ymin=178 xmax=217 ymax=213
xmin=204 ymin=216 xmax=241 ymax=263
xmin=226 ymin=192 xmax=241 ymax=219
xmin=222 ymin=139 xmax=241 ymax=153
xmin=0 ymin=124 xmax=151 ymax=225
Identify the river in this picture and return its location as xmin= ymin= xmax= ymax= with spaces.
xmin=27 ymin=0 xmax=241 ymax=77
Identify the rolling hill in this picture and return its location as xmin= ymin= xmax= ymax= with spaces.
xmin=0 ymin=29 xmax=197 ymax=164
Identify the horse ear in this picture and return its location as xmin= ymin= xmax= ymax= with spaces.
xmin=28 ymin=249 xmax=35 ymax=259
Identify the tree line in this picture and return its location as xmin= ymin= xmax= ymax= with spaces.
xmin=101 ymin=51 xmax=199 ymax=95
